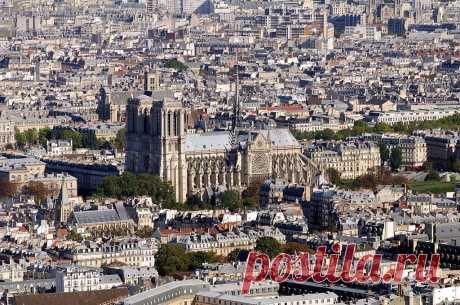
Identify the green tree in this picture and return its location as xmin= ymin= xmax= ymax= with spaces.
xmin=185 ymin=194 xmax=211 ymax=210
xmin=24 ymin=129 xmax=39 ymax=145
xmin=282 ymin=242 xmax=312 ymax=255
xmin=82 ymin=132 xmax=98 ymax=149
xmin=15 ymin=129 xmax=26 ymax=148
xmin=379 ymin=144 xmax=390 ymax=166
xmin=255 ymin=237 xmax=282 ymax=258
xmin=220 ymin=190 xmax=242 ymax=212
xmin=114 ymin=128 xmax=126 ymax=150
xmin=426 ymin=170 xmax=441 ymax=181
xmin=155 ymin=244 xmax=190 ymax=276
xmin=227 ymin=249 xmax=249 ymax=262
xmin=165 ymin=58 xmax=188 ymax=71
xmin=38 ymin=127 xmax=52 ymax=147
xmin=187 ymin=251 xmax=216 ymax=270
xmin=96 ymin=172 xmax=178 ymax=208
xmin=316 ymin=128 xmax=335 ymax=140
xmin=242 ymin=197 xmax=258 ymax=210
xmin=392 ymin=122 xmax=408 ymax=133
xmin=390 ymin=147 xmax=403 ymax=171
xmin=352 ymin=121 xmax=370 ymax=134
xmin=57 ymin=130 xmax=83 ymax=148
xmin=453 ymin=161 xmax=460 ymax=173
xmin=374 ymin=122 xmax=393 ymax=133
xmin=135 ymin=226 xmax=153 ymax=238
xmin=326 ymin=167 xmax=341 ymax=184
xmin=68 ymin=230 xmax=83 ymax=242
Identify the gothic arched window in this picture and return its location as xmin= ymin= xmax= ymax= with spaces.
xmin=167 ymin=111 xmax=172 ymax=136
xmin=144 ymin=109 xmax=150 ymax=134
xmin=173 ymin=111 xmax=178 ymax=136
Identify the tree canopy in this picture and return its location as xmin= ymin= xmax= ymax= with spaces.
xmin=255 ymin=237 xmax=283 ymax=258
xmin=114 ymin=128 xmax=126 ymax=150
xmin=155 ymin=244 xmax=219 ymax=276
xmin=227 ymin=248 xmax=249 ymax=262
xmin=24 ymin=181 xmax=50 ymax=203
xmin=292 ymin=114 xmax=460 ymax=141
xmin=164 ymin=58 xmax=188 ymax=71
xmin=219 ymin=190 xmax=243 ymax=212
xmin=96 ymin=172 xmax=178 ymax=208
xmin=0 ymin=181 xmax=18 ymax=197
xmin=390 ymin=147 xmax=403 ymax=171
xmin=379 ymin=144 xmax=390 ymax=166
xmin=326 ymin=167 xmax=341 ymax=184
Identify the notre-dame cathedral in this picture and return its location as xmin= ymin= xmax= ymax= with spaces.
xmin=125 ymin=94 xmax=321 ymax=203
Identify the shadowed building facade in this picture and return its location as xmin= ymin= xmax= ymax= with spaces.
xmin=125 ymin=95 xmax=320 ymax=202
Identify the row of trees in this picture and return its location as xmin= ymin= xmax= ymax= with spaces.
xmin=0 ymin=180 xmax=51 ymax=202
xmin=164 ymin=58 xmax=188 ymax=72
xmin=97 ymin=172 xmax=260 ymax=211
xmin=95 ymin=172 xmax=178 ymax=208
xmin=155 ymin=244 xmax=223 ymax=276
xmin=15 ymin=127 xmax=126 ymax=151
xmin=15 ymin=128 xmax=52 ymax=148
xmin=292 ymin=114 xmax=460 ymax=142
xmin=155 ymin=237 xmax=312 ymax=276
xmin=379 ymin=145 xmax=403 ymax=171
xmin=227 ymin=240 xmax=312 ymax=262
xmin=326 ymin=167 xmax=408 ymax=191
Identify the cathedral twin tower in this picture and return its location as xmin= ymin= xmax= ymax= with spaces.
xmin=126 ymin=94 xmax=188 ymax=202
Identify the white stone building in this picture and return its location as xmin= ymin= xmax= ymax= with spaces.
xmin=55 ymin=265 xmax=122 ymax=293
xmin=306 ymin=141 xmax=380 ymax=179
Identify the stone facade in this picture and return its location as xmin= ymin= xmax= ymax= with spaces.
xmin=306 ymin=141 xmax=380 ymax=179
xmin=381 ymin=135 xmax=427 ymax=167
xmin=173 ymin=227 xmax=286 ymax=256
xmin=70 ymin=239 xmax=156 ymax=268
xmin=125 ymin=95 xmax=320 ymax=202
xmin=0 ymin=118 xmax=15 ymax=148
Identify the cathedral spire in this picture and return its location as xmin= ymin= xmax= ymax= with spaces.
xmin=230 ymin=51 xmax=241 ymax=149
xmin=231 ymin=52 xmax=241 ymax=134
xmin=58 ymin=176 xmax=68 ymax=206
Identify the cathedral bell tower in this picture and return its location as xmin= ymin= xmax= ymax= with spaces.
xmin=150 ymin=98 xmax=188 ymax=203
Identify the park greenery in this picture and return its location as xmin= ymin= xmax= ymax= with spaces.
xmin=407 ymin=180 xmax=455 ymax=194
xmin=326 ymin=167 xmax=408 ymax=191
xmin=95 ymin=172 xmax=178 ymax=209
xmin=96 ymin=171 xmax=260 ymax=211
xmin=15 ymin=127 xmax=126 ymax=150
xmin=326 ymin=165 xmax=454 ymax=194
xmin=390 ymin=147 xmax=403 ymax=171
xmin=0 ymin=180 xmax=51 ymax=202
xmin=155 ymin=244 xmax=223 ymax=276
xmin=155 ymin=238 xmax=313 ymax=276
xmin=291 ymin=114 xmax=460 ymax=141
xmin=164 ymin=58 xmax=188 ymax=72
xmin=227 ymin=238 xmax=313 ymax=261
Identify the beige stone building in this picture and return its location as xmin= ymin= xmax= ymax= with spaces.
xmin=381 ymin=135 xmax=427 ymax=167
xmin=0 ymin=118 xmax=15 ymax=148
xmin=70 ymin=239 xmax=156 ymax=268
xmin=306 ymin=141 xmax=380 ymax=179
xmin=0 ymin=157 xmax=46 ymax=184
xmin=174 ymin=227 xmax=286 ymax=256
xmin=125 ymin=95 xmax=320 ymax=202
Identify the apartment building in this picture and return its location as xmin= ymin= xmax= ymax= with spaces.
xmin=55 ymin=265 xmax=122 ymax=293
xmin=306 ymin=141 xmax=380 ymax=179
xmin=70 ymin=238 xmax=156 ymax=268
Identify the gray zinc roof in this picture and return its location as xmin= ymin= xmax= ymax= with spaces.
xmin=74 ymin=209 xmax=121 ymax=225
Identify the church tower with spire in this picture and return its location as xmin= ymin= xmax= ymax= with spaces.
xmin=55 ymin=176 xmax=73 ymax=225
